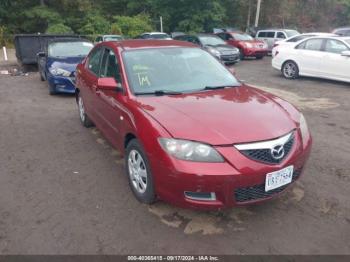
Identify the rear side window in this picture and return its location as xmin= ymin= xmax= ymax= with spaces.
xmin=87 ymin=48 xmax=103 ymax=75
xmin=266 ymin=32 xmax=275 ymax=38
xmin=257 ymin=32 xmax=267 ymax=37
xmin=324 ymin=39 xmax=349 ymax=54
xmin=276 ymin=32 xmax=286 ymax=39
xmin=300 ymin=39 xmax=324 ymax=51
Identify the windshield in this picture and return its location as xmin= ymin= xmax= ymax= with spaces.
xmin=285 ymin=30 xmax=299 ymax=37
xmin=123 ymin=47 xmax=240 ymax=94
xmin=104 ymin=36 xmax=123 ymax=41
xmin=150 ymin=34 xmax=171 ymax=39
xmin=48 ymin=41 xmax=93 ymax=57
xmin=198 ymin=35 xmax=226 ymax=46
xmin=232 ymin=33 xmax=253 ymax=41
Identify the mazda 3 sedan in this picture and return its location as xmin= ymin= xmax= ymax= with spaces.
xmin=75 ymin=40 xmax=312 ymax=210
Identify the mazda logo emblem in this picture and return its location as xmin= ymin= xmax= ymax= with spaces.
xmin=271 ymin=145 xmax=285 ymax=160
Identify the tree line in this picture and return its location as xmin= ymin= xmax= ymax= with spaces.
xmin=0 ymin=0 xmax=349 ymax=40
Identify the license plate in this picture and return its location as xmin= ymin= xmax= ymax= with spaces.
xmin=265 ymin=166 xmax=294 ymax=192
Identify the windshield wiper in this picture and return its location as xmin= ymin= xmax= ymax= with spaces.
xmin=203 ymin=85 xmax=239 ymax=90
xmin=134 ymin=90 xmax=183 ymax=96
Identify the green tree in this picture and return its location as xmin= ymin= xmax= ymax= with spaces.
xmin=78 ymin=12 xmax=111 ymax=35
xmin=113 ymin=14 xmax=153 ymax=37
xmin=46 ymin=23 xmax=73 ymax=34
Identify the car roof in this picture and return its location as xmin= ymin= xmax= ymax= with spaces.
xmin=142 ymin=32 xmax=168 ymax=35
xmin=257 ymin=29 xmax=297 ymax=32
xmin=107 ymin=40 xmax=197 ymax=50
xmin=48 ymin=37 xmax=91 ymax=44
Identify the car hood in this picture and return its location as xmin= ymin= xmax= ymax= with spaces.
xmin=137 ymin=85 xmax=297 ymax=145
xmin=205 ymin=44 xmax=238 ymax=53
xmin=47 ymin=56 xmax=85 ymax=72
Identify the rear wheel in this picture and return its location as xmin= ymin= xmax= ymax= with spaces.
xmin=282 ymin=60 xmax=299 ymax=79
xmin=77 ymin=93 xmax=94 ymax=127
xmin=239 ymin=49 xmax=244 ymax=60
xmin=126 ymin=139 xmax=156 ymax=204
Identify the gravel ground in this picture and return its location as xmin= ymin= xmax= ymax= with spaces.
xmin=0 ymin=57 xmax=349 ymax=255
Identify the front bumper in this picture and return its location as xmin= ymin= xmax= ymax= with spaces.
xmin=243 ymin=48 xmax=268 ymax=57
xmin=220 ymin=53 xmax=240 ymax=64
xmin=151 ymin=131 xmax=312 ymax=210
xmin=47 ymin=74 xmax=76 ymax=94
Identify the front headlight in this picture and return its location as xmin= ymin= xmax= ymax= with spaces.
xmin=208 ymin=48 xmax=221 ymax=58
xmin=245 ymin=43 xmax=253 ymax=48
xmin=299 ymin=114 xmax=310 ymax=146
xmin=158 ymin=138 xmax=224 ymax=162
xmin=49 ymin=67 xmax=71 ymax=77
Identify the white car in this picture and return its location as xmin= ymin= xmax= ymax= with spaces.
xmin=272 ymin=33 xmax=336 ymax=56
xmin=272 ymin=36 xmax=350 ymax=83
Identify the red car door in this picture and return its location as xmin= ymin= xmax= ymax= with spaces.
xmin=93 ymin=47 xmax=127 ymax=150
xmin=81 ymin=47 xmax=104 ymax=122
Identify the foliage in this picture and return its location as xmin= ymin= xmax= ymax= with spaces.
xmin=113 ymin=14 xmax=153 ymax=37
xmin=46 ymin=23 xmax=73 ymax=34
xmin=1 ymin=0 xmax=350 ymax=36
xmin=78 ymin=12 xmax=111 ymax=35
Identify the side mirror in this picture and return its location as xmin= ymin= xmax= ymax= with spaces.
xmin=341 ymin=50 xmax=350 ymax=57
xmin=97 ymin=77 xmax=123 ymax=92
xmin=37 ymin=52 xmax=46 ymax=57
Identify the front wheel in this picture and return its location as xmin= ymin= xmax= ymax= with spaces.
xmin=126 ymin=139 xmax=156 ymax=204
xmin=282 ymin=60 xmax=299 ymax=79
xmin=239 ymin=49 xmax=244 ymax=60
xmin=77 ymin=93 xmax=94 ymax=127
xmin=256 ymin=55 xmax=264 ymax=60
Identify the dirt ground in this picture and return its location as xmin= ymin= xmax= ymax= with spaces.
xmin=0 ymin=56 xmax=349 ymax=255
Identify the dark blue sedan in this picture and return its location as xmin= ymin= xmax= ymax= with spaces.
xmin=37 ymin=38 xmax=93 ymax=95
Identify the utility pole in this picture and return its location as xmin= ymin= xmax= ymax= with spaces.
xmin=254 ymin=0 xmax=262 ymax=28
xmin=160 ymin=16 xmax=163 ymax=32
xmin=246 ymin=0 xmax=252 ymax=32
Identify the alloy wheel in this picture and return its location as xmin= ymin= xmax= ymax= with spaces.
xmin=128 ymin=149 xmax=148 ymax=194
xmin=283 ymin=62 xmax=297 ymax=78
xmin=78 ymin=96 xmax=85 ymax=122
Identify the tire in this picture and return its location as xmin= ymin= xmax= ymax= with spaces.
xmin=125 ymin=139 xmax=156 ymax=204
xmin=256 ymin=55 xmax=264 ymax=60
xmin=282 ymin=60 xmax=299 ymax=79
xmin=39 ymin=69 xmax=45 ymax=81
xmin=49 ymin=84 xmax=57 ymax=95
xmin=77 ymin=93 xmax=94 ymax=127
xmin=239 ymin=49 xmax=244 ymax=60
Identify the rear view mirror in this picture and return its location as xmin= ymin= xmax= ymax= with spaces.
xmin=37 ymin=52 xmax=46 ymax=57
xmin=97 ymin=77 xmax=122 ymax=91
xmin=341 ymin=50 xmax=350 ymax=57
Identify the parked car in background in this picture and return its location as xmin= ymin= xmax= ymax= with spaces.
xmin=37 ymin=38 xmax=93 ymax=95
xmin=256 ymin=29 xmax=300 ymax=52
xmin=216 ymin=31 xmax=268 ymax=60
xmin=95 ymin=35 xmax=124 ymax=44
xmin=272 ymin=32 xmax=336 ymax=56
xmin=332 ymin=26 xmax=350 ymax=36
xmin=135 ymin=32 xmax=172 ymax=40
xmin=75 ymin=40 xmax=312 ymax=209
xmin=272 ymin=36 xmax=350 ymax=83
xmin=174 ymin=34 xmax=240 ymax=64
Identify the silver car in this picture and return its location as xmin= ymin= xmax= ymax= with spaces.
xmin=256 ymin=29 xmax=299 ymax=52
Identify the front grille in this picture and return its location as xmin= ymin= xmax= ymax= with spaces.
xmin=221 ymin=54 xmax=239 ymax=61
xmin=234 ymin=169 xmax=301 ymax=203
xmin=240 ymin=134 xmax=294 ymax=164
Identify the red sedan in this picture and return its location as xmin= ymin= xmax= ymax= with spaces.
xmin=217 ymin=31 xmax=268 ymax=60
xmin=75 ymin=40 xmax=312 ymax=210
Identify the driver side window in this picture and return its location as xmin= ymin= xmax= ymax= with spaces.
xmin=100 ymin=49 xmax=121 ymax=83
xmin=87 ymin=48 xmax=103 ymax=75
